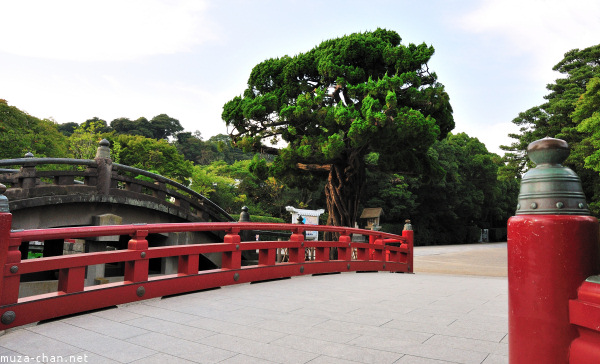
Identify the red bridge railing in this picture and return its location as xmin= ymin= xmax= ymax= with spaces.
xmin=0 ymin=206 xmax=413 ymax=329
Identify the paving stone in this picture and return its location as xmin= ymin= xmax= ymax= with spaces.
xmin=306 ymin=355 xmax=365 ymax=363
xmin=123 ymin=316 xmax=217 ymax=341
xmin=399 ymin=343 xmax=489 ymax=364
xmin=120 ymin=304 xmax=201 ymax=324
xmin=126 ymin=332 xmax=236 ymax=363
xmin=0 ymin=328 xmax=83 ymax=358
xmin=313 ymin=320 xmax=432 ymax=344
xmin=130 ymin=352 xmax=197 ymax=364
xmin=200 ymin=333 xmax=319 ymax=364
xmin=394 ymin=355 xmax=456 ymax=364
xmin=92 ymin=307 xmax=144 ymax=322
xmin=25 ymin=321 xmax=156 ymax=362
xmin=71 ymin=352 xmax=121 ymax=364
xmin=271 ymin=333 xmax=403 ymax=364
xmin=482 ymin=354 xmax=509 ymax=364
xmin=424 ymin=335 xmax=508 ymax=355
xmin=438 ymin=325 xmax=507 ymax=343
xmin=0 ymin=346 xmax=21 ymax=356
xmin=61 ymin=314 xmax=149 ymax=340
xmin=217 ymin=353 xmax=278 ymax=363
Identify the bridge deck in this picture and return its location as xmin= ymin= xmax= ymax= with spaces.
xmin=0 ymin=244 xmax=508 ymax=364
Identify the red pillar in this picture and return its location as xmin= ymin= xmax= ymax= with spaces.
xmin=508 ymin=215 xmax=599 ymax=363
xmin=0 ymin=186 xmax=13 ymax=303
xmin=507 ymin=137 xmax=600 ymax=364
xmin=402 ymin=220 xmax=414 ymax=273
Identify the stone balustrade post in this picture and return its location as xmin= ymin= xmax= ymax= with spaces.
xmin=94 ymin=139 xmax=112 ymax=195
xmin=19 ymin=152 xmax=36 ymax=189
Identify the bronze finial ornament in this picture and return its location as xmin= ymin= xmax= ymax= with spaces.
xmin=516 ymin=137 xmax=589 ymax=215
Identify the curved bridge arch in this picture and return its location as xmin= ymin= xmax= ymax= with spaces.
xmin=0 ymin=140 xmax=234 ymax=230
xmin=0 ymin=141 xmax=236 ymax=280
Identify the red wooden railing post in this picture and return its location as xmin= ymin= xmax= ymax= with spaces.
xmin=337 ymin=233 xmax=351 ymax=261
xmin=1 ymin=237 xmax=22 ymax=304
xmin=258 ymin=246 xmax=276 ymax=266
xmin=402 ymin=220 xmax=414 ymax=273
xmin=372 ymin=237 xmax=384 ymax=261
xmin=508 ymin=138 xmax=600 ymax=364
xmin=288 ymin=228 xmax=305 ymax=263
xmin=124 ymin=230 xmax=149 ymax=283
xmin=58 ymin=266 xmax=85 ymax=293
xmin=178 ymin=253 xmax=200 ymax=275
xmin=315 ymin=234 xmax=331 ymax=262
xmin=0 ymin=184 xmax=20 ymax=306
xmin=222 ymin=228 xmax=241 ymax=269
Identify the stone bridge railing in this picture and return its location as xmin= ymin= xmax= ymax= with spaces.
xmin=0 ymin=139 xmax=234 ymax=224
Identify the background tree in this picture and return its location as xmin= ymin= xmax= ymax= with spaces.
xmin=501 ymin=44 xmax=600 ymax=214
xmin=571 ymin=76 xmax=600 ymax=213
xmin=370 ymin=133 xmax=517 ymax=244
xmin=68 ymin=119 xmax=113 ymax=160
xmin=208 ymin=134 xmax=256 ymax=164
xmin=57 ymin=122 xmax=79 ymax=136
xmin=149 ymin=114 xmax=183 ymax=140
xmin=175 ymin=131 xmax=220 ymax=164
xmin=222 ymin=29 xmax=454 ymax=228
xmin=111 ymin=117 xmax=154 ymax=138
xmin=81 ymin=117 xmax=112 ymax=134
xmin=0 ymin=100 xmax=68 ymax=158
xmin=114 ymin=134 xmax=192 ymax=183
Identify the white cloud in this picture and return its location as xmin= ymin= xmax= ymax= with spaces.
xmin=0 ymin=0 xmax=216 ymax=61
xmin=459 ymin=0 xmax=600 ymax=81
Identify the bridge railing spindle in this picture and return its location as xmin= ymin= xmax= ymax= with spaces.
xmin=258 ymin=237 xmax=276 ymax=266
xmin=288 ymin=228 xmax=305 ymax=263
xmin=124 ymin=230 xmax=149 ymax=283
xmin=222 ymin=228 xmax=241 ymax=270
xmin=0 ymin=184 xmax=20 ymax=305
xmin=337 ymin=232 xmax=351 ymax=261
xmin=57 ymin=265 xmax=85 ymax=294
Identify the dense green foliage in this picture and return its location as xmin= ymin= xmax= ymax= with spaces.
xmin=174 ymin=132 xmax=254 ymax=165
xmin=110 ymin=114 xmax=182 ymax=140
xmin=113 ymin=134 xmax=192 ymax=183
xmin=223 ymin=29 xmax=454 ymax=228
xmin=573 ymin=77 xmax=600 ymax=175
xmin=0 ymin=99 xmax=68 ymax=159
xmin=364 ymin=133 xmax=517 ymax=244
xmin=502 ymin=44 xmax=600 ymax=214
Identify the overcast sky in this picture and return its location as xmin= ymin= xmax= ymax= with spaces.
xmin=1 ymin=0 xmax=598 ymax=155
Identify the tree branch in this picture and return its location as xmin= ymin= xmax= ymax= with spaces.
xmin=296 ymin=163 xmax=332 ymax=172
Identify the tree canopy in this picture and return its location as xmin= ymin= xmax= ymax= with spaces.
xmin=412 ymin=133 xmax=517 ymax=243
xmin=108 ymin=114 xmax=183 ymax=140
xmin=223 ymin=28 xmax=454 ymax=227
xmin=501 ymin=44 xmax=600 ymax=214
xmin=0 ymin=99 xmax=68 ymax=159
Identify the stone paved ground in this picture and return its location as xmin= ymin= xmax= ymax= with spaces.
xmin=0 ymin=243 xmax=508 ymax=364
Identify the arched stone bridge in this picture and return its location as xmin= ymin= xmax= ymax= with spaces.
xmin=0 ymin=140 xmax=236 ymax=284
xmin=0 ymin=139 xmax=234 ymax=231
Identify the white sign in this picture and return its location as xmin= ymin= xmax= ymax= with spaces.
xmin=285 ymin=206 xmax=325 ymax=241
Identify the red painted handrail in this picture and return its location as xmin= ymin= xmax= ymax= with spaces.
xmin=0 ymin=213 xmax=413 ymax=329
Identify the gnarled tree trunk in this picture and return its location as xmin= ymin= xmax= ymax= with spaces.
xmin=324 ymin=149 xmax=366 ymax=230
